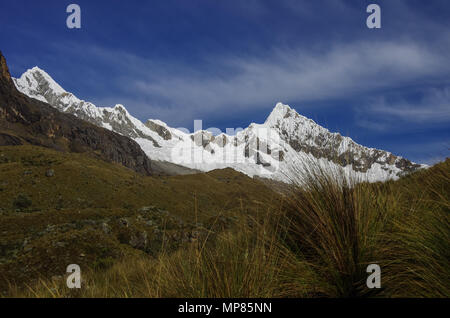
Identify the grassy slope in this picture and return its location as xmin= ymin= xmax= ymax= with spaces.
xmin=1 ymin=145 xmax=448 ymax=298
xmin=0 ymin=145 xmax=279 ymax=291
xmin=0 ymin=145 xmax=275 ymax=218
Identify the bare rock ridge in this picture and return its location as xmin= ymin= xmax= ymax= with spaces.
xmin=0 ymin=51 xmax=152 ymax=175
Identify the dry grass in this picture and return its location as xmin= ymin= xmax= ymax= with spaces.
xmin=6 ymin=210 xmax=311 ymax=298
xmin=2 ymin=147 xmax=449 ymax=298
xmin=279 ymin=160 xmax=449 ymax=297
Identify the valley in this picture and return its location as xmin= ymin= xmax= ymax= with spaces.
xmin=0 ymin=50 xmax=448 ymax=298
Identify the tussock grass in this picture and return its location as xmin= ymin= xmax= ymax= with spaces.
xmin=279 ymin=160 xmax=449 ymax=297
xmin=380 ymin=160 xmax=450 ymax=297
xmin=281 ymin=166 xmax=391 ymax=297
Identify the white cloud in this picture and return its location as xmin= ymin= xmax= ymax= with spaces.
xmin=357 ymin=87 xmax=450 ymax=129
xmin=112 ymin=41 xmax=446 ymax=124
xmin=50 ymin=37 xmax=450 ymax=127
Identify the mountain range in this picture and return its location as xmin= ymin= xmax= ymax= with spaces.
xmin=10 ymin=62 xmax=425 ymax=182
xmin=0 ymin=52 xmax=157 ymax=175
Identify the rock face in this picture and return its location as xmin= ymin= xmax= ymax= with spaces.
xmin=263 ymin=104 xmax=423 ymax=175
xmin=0 ymin=51 xmax=152 ymax=175
xmin=11 ymin=57 xmax=426 ymax=183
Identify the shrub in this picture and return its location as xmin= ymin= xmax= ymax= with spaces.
xmin=13 ymin=193 xmax=32 ymax=210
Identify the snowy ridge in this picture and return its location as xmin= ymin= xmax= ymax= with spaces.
xmin=13 ymin=67 xmax=426 ymax=183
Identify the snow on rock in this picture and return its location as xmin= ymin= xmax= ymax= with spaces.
xmin=13 ymin=67 xmax=427 ymax=183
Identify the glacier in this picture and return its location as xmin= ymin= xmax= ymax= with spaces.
xmin=12 ymin=66 xmax=426 ymax=183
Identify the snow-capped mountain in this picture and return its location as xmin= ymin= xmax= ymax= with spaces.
xmin=13 ymin=67 xmax=425 ymax=182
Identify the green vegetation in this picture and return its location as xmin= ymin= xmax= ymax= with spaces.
xmin=13 ymin=194 xmax=33 ymax=210
xmin=0 ymin=145 xmax=277 ymax=293
xmin=0 ymin=145 xmax=448 ymax=298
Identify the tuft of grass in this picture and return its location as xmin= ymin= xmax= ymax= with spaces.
xmin=380 ymin=160 xmax=450 ymax=297
xmin=280 ymin=165 xmax=391 ymax=297
xmin=279 ymin=160 xmax=449 ymax=298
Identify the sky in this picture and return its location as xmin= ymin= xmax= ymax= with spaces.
xmin=1 ymin=0 xmax=449 ymax=164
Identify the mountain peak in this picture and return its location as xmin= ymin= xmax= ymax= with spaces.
xmin=264 ymin=102 xmax=297 ymax=126
xmin=17 ymin=66 xmax=66 ymax=96
xmin=12 ymin=66 xmax=66 ymax=104
xmin=0 ymin=55 xmax=153 ymax=175
xmin=29 ymin=66 xmax=45 ymax=73
xmin=113 ymin=104 xmax=128 ymax=113
xmin=27 ymin=66 xmax=54 ymax=80
xmin=274 ymin=102 xmax=292 ymax=111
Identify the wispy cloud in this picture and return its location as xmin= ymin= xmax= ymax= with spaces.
xmin=62 ymin=38 xmax=449 ymax=127
xmin=394 ymin=140 xmax=450 ymax=165
xmin=356 ymin=87 xmax=450 ymax=131
xmin=6 ymin=0 xmax=448 ymax=164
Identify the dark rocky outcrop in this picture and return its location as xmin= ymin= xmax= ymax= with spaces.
xmin=145 ymin=120 xmax=172 ymax=140
xmin=0 ymin=51 xmax=152 ymax=175
xmin=280 ymin=126 xmax=421 ymax=174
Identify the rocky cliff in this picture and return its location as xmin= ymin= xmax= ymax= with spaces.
xmin=0 ymin=51 xmax=152 ymax=175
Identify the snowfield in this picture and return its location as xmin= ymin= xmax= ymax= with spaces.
xmin=13 ymin=67 xmax=427 ymax=183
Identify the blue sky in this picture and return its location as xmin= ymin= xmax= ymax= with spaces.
xmin=1 ymin=0 xmax=449 ymax=164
